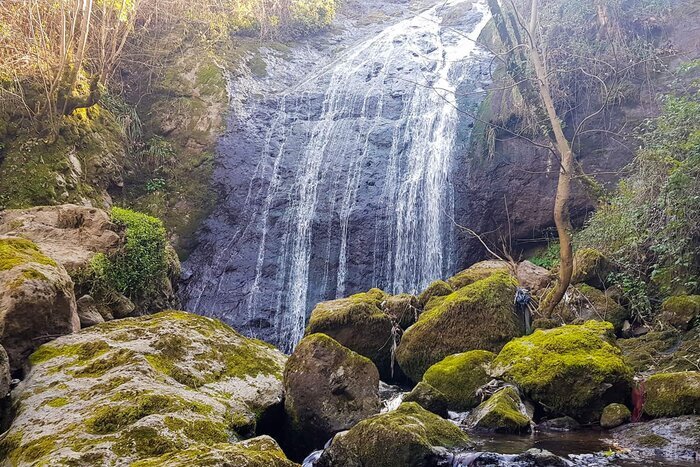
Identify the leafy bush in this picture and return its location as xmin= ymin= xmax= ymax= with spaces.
xmin=529 ymin=242 xmax=560 ymax=269
xmin=577 ymin=92 xmax=700 ymax=319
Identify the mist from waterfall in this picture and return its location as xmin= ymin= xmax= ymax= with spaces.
xmin=183 ymin=0 xmax=492 ymax=353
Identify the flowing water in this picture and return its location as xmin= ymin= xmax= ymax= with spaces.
xmin=183 ymin=0 xmax=492 ymax=351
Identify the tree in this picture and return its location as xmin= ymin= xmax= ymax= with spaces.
xmin=484 ymin=0 xmax=669 ymax=312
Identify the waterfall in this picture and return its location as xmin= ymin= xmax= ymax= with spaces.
xmin=183 ymin=0 xmax=492 ymax=352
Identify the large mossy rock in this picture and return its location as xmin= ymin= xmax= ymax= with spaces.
xmin=421 ymin=350 xmax=495 ymax=411
xmin=447 ymin=260 xmax=510 ymax=290
xmin=600 ymin=403 xmax=631 ymax=429
xmin=660 ymin=295 xmax=700 ymax=331
xmin=315 ymin=402 xmax=470 ymax=467
xmin=644 ymin=371 xmax=700 ymax=417
xmin=417 ymin=280 xmax=454 ymax=308
xmin=283 ymin=333 xmax=380 ymax=457
xmin=396 ymin=272 xmax=521 ymax=382
xmin=612 ymin=415 xmax=700 ymax=464
xmin=403 ymin=382 xmax=449 ymax=417
xmin=571 ymin=248 xmax=614 ymax=289
xmin=129 ymin=436 xmax=298 ymax=467
xmin=0 ymin=311 xmax=287 ymax=465
xmin=306 ymin=290 xmax=395 ymax=380
xmin=382 ymin=294 xmax=420 ymax=330
xmin=0 ymin=236 xmax=80 ymax=374
xmin=466 ymin=386 xmax=532 ymax=433
xmin=492 ymin=321 xmax=633 ymax=421
xmin=548 ymin=284 xmax=629 ymax=333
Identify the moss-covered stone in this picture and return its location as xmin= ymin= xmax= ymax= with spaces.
xmin=600 ymin=403 xmax=631 ymax=429
xmin=316 ymin=402 xmax=470 ymax=467
xmin=306 ymin=291 xmax=395 ymax=380
xmin=283 ymin=333 xmax=380 ymax=458
xmin=0 ymin=237 xmax=57 ymax=271
xmin=644 ymin=371 xmax=700 ymax=417
xmin=660 ymin=295 xmax=700 ymax=331
xmin=447 ymin=261 xmax=510 ymax=290
xmin=396 ymin=272 xmax=522 ymax=382
xmin=466 ymin=386 xmax=531 ymax=433
xmin=492 ymin=321 xmax=633 ymax=421
xmin=417 ymin=280 xmax=454 ymax=308
xmin=382 ymin=293 xmax=420 ymax=330
xmin=403 ymin=382 xmax=449 ymax=417
xmin=3 ymin=310 xmax=286 ymax=465
xmin=546 ymin=284 xmax=629 ymax=333
xmin=618 ymin=330 xmax=680 ymax=373
xmin=422 ymin=350 xmax=495 ymax=411
xmin=130 ymin=436 xmax=298 ymax=467
xmin=571 ymin=248 xmax=614 ymax=289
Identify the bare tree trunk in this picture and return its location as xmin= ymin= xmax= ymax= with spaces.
xmin=63 ymin=0 xmax=93 ymax=114
xmin=524 ymin=0 xmax=574 ymax=313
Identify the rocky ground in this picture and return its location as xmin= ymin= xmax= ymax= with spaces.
xmin=2 ymin=210 xmax=700 ymax=465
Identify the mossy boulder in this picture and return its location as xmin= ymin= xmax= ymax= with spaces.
xmin=0 ymin=311 xmax=286 ymax=465
xmin=382 ymin=294 xmax=420 ymax=330
xmin=0 ymin=345 xmax=9 ymax=398
xmin=466 ymin=386 xmax=532 ymax=433
xmin=306 ymin=290 xmax=395 ymax=380
xmin=421 ymin=350 xmax=496 ymax=411
xmin=600 ymin=403 xmax=631 ymax=429
xmin=612 ymin=415 xmax=700 ymax=463
xmin=283 ymin=333 xmax=380 ymax=458
xmin=571 ymin=248 xmax=614 ymax=289
xmin=644 ymin=372 xmax=700 ymax=417
xmin=315 ymin=402 xmax=470 ymax=467
xmin=447 ymin=260 xmax=510 ymax=290
xmin=618 ymin=330 xmax=680 ymax=373
xmin=417 ymin=280 xmax=453 ymax=308
xmin=492 ymin=321 xmax=633 ymax=421
xmin=660 ymin=295 xmax=700 ymax=331
xmin=130 ymin=436 xmax=298 ymax=467
xmin=0 ymin=236 xmax=80 ymax=374
xmin=396 ymin=272 xmax=522 ymax=382
xmin=403 ymin=382 xmax=449 ymax=417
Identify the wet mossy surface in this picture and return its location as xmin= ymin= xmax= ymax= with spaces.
xmin=422 ymin=350 xmax=495 ymax=411
xmin=600 ymin=403 xmax=631 ymax=429
xmin=492 ymin=321 xmax=632 ymax=420
xmin=0 ymin=237 xmax=57 ymax=271
xmin=660 ymin=295 xmax=700 ymax=331
xmin=468 ymin=386 xmax=531 ymax=433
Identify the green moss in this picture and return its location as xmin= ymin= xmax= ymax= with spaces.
xmin=600 ymin=403 xmax=631 ymax=428
xmin=45 ymin=397 xmax=70 ymax=408
xmin=163 ymin=416 xmax=231 ymax=444
xmin=87 ymin=392 xmax=211 ymax=434
xmin=113 ymin=426 xmax=179 ymax=458
xmin=397 ymin=272 xmax=521 ymax=382
xmin=321 ymin=402 xmax=469 ymax=466
xmin=417 ymin=280 xmax=454 ymax=308
xmin=618 ymin=330 xmax=680 ymax=373
xmin=0 ymin=237 xmax=57 ymax=271
xmin=644 ymin=371 xmax=700 ymax=417
xmin=661 ymin=295 xmax=700 ymax=331
xmin=29 ymin=340 xmax=110 ymax=366
xmin=446 ymin=263 xmax=509 ymax=290
xmin=14 ymin=435 xmax=58 ymax=463
xmin=73 ymin=348 xmax=137 ymax=378
xmin=636 ymin=434 xmax=670 ymax=448
xmin=571 ymin=248 xmax=613 ymax=287
xmin=492 ymin=321 xmax=632 ymax=419
xmin=469 ymin=386 xmax=530 ymax=433
xmin=422 ymin=350 xmax=495 ymax=411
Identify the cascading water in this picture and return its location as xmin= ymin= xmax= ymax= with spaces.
xmin=182 ymin=0 xmax=492 ymax=352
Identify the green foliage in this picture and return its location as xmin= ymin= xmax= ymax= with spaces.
xmin=577 ymin=92 xmax=700 ymax=318
xmin=145 ymin=178 xmax=167 ymax=193
xmin=529 ymin=242 xmax=561 ymax=269
xmin=290 ymin=0 xmax=337 ymax=31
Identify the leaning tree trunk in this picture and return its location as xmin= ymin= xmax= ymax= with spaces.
xmin=525 ymin=0 xmax=574 ymax=313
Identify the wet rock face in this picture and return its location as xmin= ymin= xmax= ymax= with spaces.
xmin=181 ymin=0 xmax=493 ymax=351
xmin=612 ymin=415 xmax=700 ymax=463
xmin=283 ymin=333 xmax=380 ymax=458
xmin=0 ymin=311 xmax=287 ymax=465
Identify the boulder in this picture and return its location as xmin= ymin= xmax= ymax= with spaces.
xmin=283 ymin=333 xmax=380 ymax=457
xmin=446 ymin=260 xmax=510 ymax=290
xmin=0 ymin=205 xmax=121 ymax=274
xmin=612 ymin=415 xmax=700 ymax=464
xmin=306 ymin=290 xmax=395 ymax=380
xmin=0 ymin=311 xmax=286 ymax=465
xmin=416 ymin=280 xmax=453 ymax=308
xmin=0 ymin=345 xmax=9 ymax=398
xmin=571 ymin=248 xmax=614 ymax=289
xmin=0 ymin=236 xmax=80 ymax=374
xmin=315 ymin=402 xmax=470 ymax=467
xmin=76 ymin=295 xmax=105 ymax=328
xmin=600 ymin=403 xmax=631 ymax=429
xmin=491 ymin=321 xmax=633 ymax=421
xmin=660 ymin=295 xmax=700 ymax=331
xmin=421 ymin=350 xmax=495 ymax=411
xmin=403 ymin=382 xmax=449 ymax=417
xmin=536 ymin=416 xmax=581 ymax=432
xmin=644 ymin=371 xmax=700 ymax=417
xmin=128 ymin=436 xmax=298 ymax=467
xmin=382 ymin=294 xmax=419 ymax=329
xmin=466 ymin=386 xmax=532 ymax=433
xmin=515 ymin=260 xmax=552 ymax=292
xmin=549 ymin=284 xmax=629 ymax=333
xmin=396 ymin=272 xmax=522 ymax=382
